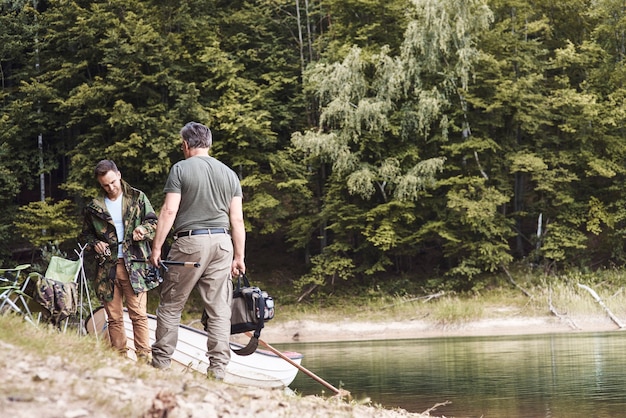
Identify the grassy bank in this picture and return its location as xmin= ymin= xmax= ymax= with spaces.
xmin=139 ymin=264 xmax=626 ymax=336
xmin=258 ymin=267 xmax=626 ymax=329
xmin=0 ymin=314 xmax=428 ymax=417
xmin=3 ymin=268 xmax=626 ymax=417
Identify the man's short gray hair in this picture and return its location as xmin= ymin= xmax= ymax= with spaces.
xmin=180 ymin=122 xmax=212 ymax=149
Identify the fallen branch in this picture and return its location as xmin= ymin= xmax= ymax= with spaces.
xmin=500 ymin=264 xmax=532 ymax=298
xmin=297 ymin=284 xmax=318 ymax=303
xmin=577 ymin=283 xmax=626 ymax=329
xmin=422 ymin=400 xmax=452 ymax=415
xmin=548 ymin=287 xmax=579 ymax=330
xmin=421 ymin=291 xmax=445 ymax=302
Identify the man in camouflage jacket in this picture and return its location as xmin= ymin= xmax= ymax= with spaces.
xmin=80 ymin=160 xmax=158 ymax=361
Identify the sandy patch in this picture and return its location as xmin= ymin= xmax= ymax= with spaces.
xmin=252 ymin=314 xmax=626 ymax=344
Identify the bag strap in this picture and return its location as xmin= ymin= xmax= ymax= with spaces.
xmin=232 ymin=273 xmax=265 ymax=356
xmin=237 ymin=273 xmax=251 ymax=289
xmin=251 ymin=291 xmax=265 ymax=339
xmin=236 ymin=273 xmax=264 ymax=338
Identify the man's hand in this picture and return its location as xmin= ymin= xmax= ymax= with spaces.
xmin=94 ymin=241 xmax=111 ymax=256
xmin=149 ymin=247 xmax=162 ymax=267
xmin=231 ymin=258 xmax=245 ymax=277
xmin=132 ymin=226 xmax=147 ymax=241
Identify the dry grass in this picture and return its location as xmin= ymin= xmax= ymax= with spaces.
xmin=269 ymin=269 xmax=626 ymax=328
xmin=0 ymin=314 xmax=429 ymax=418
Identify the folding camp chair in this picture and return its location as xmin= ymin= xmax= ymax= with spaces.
xmin=0 ymin=263 xmax=35 ymax=325
xmin=32 ymin=256 xmax=80 ymax=328
xmin=29 ymin=244 xmax=97 ymax=336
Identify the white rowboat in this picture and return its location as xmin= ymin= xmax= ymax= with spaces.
xmin=86 ymin=308 xmax=303 ymax=389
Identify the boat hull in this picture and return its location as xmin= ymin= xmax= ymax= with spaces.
xmin=86 ymin=308 xmax=302 ymax=389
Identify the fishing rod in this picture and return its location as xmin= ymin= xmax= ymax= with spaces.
xmin=130 ymin=258 xmax=201 ymax=284
xmin=130 ymin=258 xmax=201 ymax=270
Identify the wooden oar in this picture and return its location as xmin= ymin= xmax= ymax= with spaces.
xmin=245 ymin=332 xmax=351 ymax=399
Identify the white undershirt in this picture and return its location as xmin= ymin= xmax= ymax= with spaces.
xmin=105 ymin=196 xmax=124 ymax=258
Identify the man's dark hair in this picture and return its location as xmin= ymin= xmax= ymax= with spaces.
xmin=180 ymin=121 xmax=212 ymax=149
xmin=94 ymin=159 xmax=119 ymax=178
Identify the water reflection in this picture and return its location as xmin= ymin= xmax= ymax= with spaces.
xmin=276 ymin=332 xmax=626 ymax=417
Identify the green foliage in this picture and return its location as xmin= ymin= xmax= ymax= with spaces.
xmin=4 ymin=0 xmax=626 ymax=294
xmin=442 ymin=177 xmax=514 ymax=277
xmin=0 ymin=143 xmax=20 ymax=202
xmin=13 ymin=199 xmax=80 ymax=249
xmin=315 ymin=0 xmax=410 ymax=60
xmin=290 ymin=0 xmax=498 ymax=290
xmin=294 ymin=247 xmax=356 ymax=292
xmin=534 ymin=222 xmax=587 ymax=265
xmin=0 ymin=206 xmax=20 ymax=266
xmin=241 ymin=174 xmax=284 ymax=234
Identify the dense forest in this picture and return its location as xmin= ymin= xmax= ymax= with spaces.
xmin=2 ymin=0 xmax=626 ymax=294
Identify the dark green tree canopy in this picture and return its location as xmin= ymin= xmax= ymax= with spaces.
xmin=2 ymin=0 xmax=626 ymax=293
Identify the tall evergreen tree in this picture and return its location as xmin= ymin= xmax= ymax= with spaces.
xmin=467 ymin=0 xmax=626 ymax=270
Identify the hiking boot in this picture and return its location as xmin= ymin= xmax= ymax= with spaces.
xmin=137 ymin=352 xmax=152 ymax=365
xmin=207 ymin=369 xmax=225 ymax=381
xmin=151 ymin=358 xmax=171 ymax=371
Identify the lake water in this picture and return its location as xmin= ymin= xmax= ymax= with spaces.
xmin=276 ymin=332 xmax=626 ymax=417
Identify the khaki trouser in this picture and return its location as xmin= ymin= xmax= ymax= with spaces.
xmin=152 ymin=234 xmax=233 ymax=376
xmin=103 ymin=262 xmax=150 ymax=357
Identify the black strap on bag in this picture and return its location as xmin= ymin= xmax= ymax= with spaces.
xmin=200 ymin=273 xmax=267 ymax=356
xmin=230 ymin=273 xmax=266 ymax=356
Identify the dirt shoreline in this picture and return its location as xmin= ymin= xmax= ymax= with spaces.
xmin=3 ymin=314 xmax=624 ymax=418
xmin=251 ymin=314 xmax=625 ymax=344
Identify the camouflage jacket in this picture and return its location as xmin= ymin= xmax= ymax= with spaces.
xmin=80 ymin=180 xmax=158 ymax=302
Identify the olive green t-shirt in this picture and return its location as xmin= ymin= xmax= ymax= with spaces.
xmin=163 ymin=156 xmax=242 ymax=233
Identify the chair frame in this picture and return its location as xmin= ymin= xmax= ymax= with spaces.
xmin=29 ymin=244 xmax=98 ymax=338
xmin=72 ymin=243 xmax=97 ymax=338
xmin=0 ymin=264 xmax=35 ymax=325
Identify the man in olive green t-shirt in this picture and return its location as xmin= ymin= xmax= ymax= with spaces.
xmin=150 ymin=122 xmax=246 ymax=380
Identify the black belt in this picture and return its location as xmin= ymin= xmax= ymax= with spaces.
xmin=174 ymin=228 xmax=229 ymax=239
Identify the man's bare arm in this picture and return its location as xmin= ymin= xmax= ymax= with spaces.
xmin=229 ymin=195 xmax=246 ymax=276
xmin=149 ymin=192 xmax=181 ymax=266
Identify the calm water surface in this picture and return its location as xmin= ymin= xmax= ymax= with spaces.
xmin=276 ymin=332 xmax=626 ymax=418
